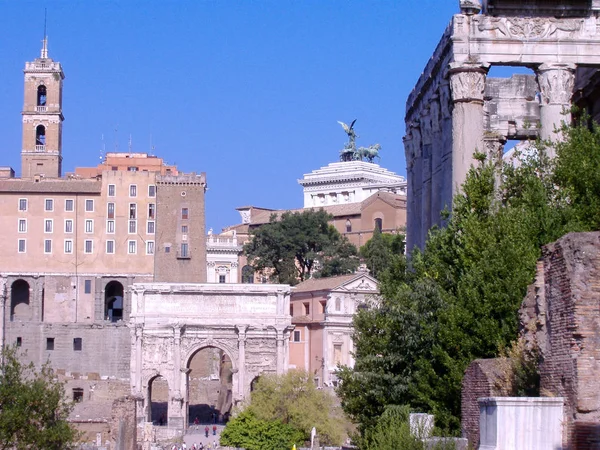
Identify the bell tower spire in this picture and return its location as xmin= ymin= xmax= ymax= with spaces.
xmin=21 ymin=12 xmax=65 ymax=179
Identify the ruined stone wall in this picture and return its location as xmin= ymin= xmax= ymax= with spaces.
xmin=110 ymin=396 xmax=137 ymax=450
xmin=461 ymin=358 xmax=511 ymax=448
xmin=517 ymin=231 xmax=600 ymax=448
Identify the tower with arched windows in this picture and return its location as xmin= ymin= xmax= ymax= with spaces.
xmin=21 ymin=36 xmax=64 ymax=179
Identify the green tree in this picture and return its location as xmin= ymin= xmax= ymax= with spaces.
xmin=359 ymin=229 xmax=405 ymax=278
xmin=244 ymin=209 xmax=359 ymax=284
xmin=0 ymin=346 xmax=80 ymax=450
xmin=338 ymin=119 xmax=600 ymax=435
xmin=219 ymin=410 xmax=303 ymax=450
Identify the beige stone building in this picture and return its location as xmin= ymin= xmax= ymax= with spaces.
xmin=0 ymin=41 xmax=207 ymax=442
xmin=288 ymin=271 xmax=378 ymax=387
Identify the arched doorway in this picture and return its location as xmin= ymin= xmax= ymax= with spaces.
xmin=148 ymin=375 xmax=169 ymax=426
xmin=187 ymin=347 xmax=233 ymax=426
xmin=10 ymin=280 xmax=30 ymax=321
xmin=104 ymin=281 xmax=124 ymax=322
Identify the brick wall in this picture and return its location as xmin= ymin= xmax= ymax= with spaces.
xmin=461 ymin=358 xmax=511 ymax=447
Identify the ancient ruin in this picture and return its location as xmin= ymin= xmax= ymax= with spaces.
xmin=405 ymin=0 xmax=600 ymax=250
xmin=129 ymin=282 xmax=293 ymax=438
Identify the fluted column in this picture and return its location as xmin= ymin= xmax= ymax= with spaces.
xmin=421 ymin=108 xmax=433 ymax=246
xmin=170 ymin=325 xmax=184 ymax=430
xmin=536 ymin=63 xmax=576 ymax=152
xmin=236 ymin=325 xmax=248 ymax=399
xmin=448 ymin=62 xmax=489 ymax=196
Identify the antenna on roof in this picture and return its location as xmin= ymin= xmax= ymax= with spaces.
xmin=149 ymin=134 xmax=155 ymax=156
xmin=41 ymin=8 xmax=48 ymax=58
xmin=129 ymin=134 xmax=133 ymax=156
xmin=114 ymin=126 xmax=119 ymax=153
xmin=100 ymin=134 xmax=105 ymax=161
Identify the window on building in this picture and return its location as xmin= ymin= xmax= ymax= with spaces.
xmin=335 ymin=297 xmax=341 ymax=311
xmin=148 ymin=185 xmax=156 ymax=197
xmin=106 ymin=220 xmax=115 ymax=234
xmin=290 ymin=304 xmax=294 ymax=316
xmin=73 ymin=338 xmax=82 ymax=351
xmin=18 ymin=239 xmax=26 ymax=253
xmin=84 ymin=240 xmax=93 ymax=254
xmin=72 ymin=388 xmax=84 ymax=403
xmin=85 ymin=199 xmax=94 ymax=212
xmin=65 ymin=199 xmax=74 ymax=212
xmin=129 ymin=220 xmax=137 ymax=234
xmin=293 ymin=331 xmax=301 ymax=342
xmin=44 ymin=239 xmax=52 ymax=254
xmin=129 ymin=185 xmax=137 ymax=197
xmin=165 ymin=245 xmax=170 ymax=253
xmin=18 ymin=198 xmax=27 ymax=211
xmin=147 ymin=221 xmax=155 ymax=234
xmin=346 ymin=219 xmax=352 ymax=233
xmin=128 ymin=166 xmax=138 ymax=172
xmin=146 ymin=241 xmax=155 ymax=255
xmin=18 ymin=219 xmax=27 ymax=233
xmin=181 ymin=208 xmax=189 ymax=220
xmin=64 ymin=240 xmax=73 ymax=254
xmin=181 ymin=225 xmax=188 ymax=234
xmin=148 ymin=203 xmax=155 ymax=219
xmin=37 ymin=85 xmax=47 ymax=106
xmin=320 ymin=301 xmax=326 ymax=314
xmin=44 ymin=219 xmax=53 ymax=233
xmin=219 ymin=274 xmax=226 ymax=283
xmin=128 ymin=240 xmax=137 ymax=254
xmin=106 ymin=240 xmax=115 ymax=254
xmin=65 ymin=219 xmax=73 ymax=233
xmin=36 ymin=125 xmax=46 ymax=147
xmin=180 ymin=243 xmax=189 ymax=257
xmin=304 ymin=303 xmax=310 ymax=315
xmin=107 ymin=202 xmax=115 ymax=219
xmin=85 ymin=219 xmax=93 ymax=233
xmin=374 ymin=218 xmax=383 ymax=232
xmin=129 ymin=204 xmax=137 ymax=219
xmin=242 ymin=265 xmax=254 ymax=283
xmin=111 ymin=166 xmax=118 ymax=171
xmin=45 ymin=199 xmax=53 ymax=211
xmin=334 ymin=344 xmax=342 ymax=365
xmin=108 ymin=184 xmax=116 ymax=197
xmin=46 ymin=338 xmax=54 ymax=351
xmin=16 ymin=337 xmax=22 ymax=347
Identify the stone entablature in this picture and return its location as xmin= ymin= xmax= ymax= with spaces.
xmin=129 ymin=283 xmax=293 ymax=432
xmin=298 ymin=161 xmax=406 ymax=208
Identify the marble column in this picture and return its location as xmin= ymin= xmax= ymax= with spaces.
xmin=276 ymin=327 xmax=286 ymax=375
xmin=403 ymin=131 xmax=415 ymax=252
xmin=448 ymin=62 xmax=489 ymax=197
xmin=421 ymin=108 xmax=433 ymax=246
xmin=170 ymin=325 xmax=184 ymax=429
xmin=236 ymin=325 xmax=248 ymax=399
xmin=429 ymin=96 xmax=443 ymax=229
xmin=536 ymin=63 xmax=576 ymax=152
xmin=483 ymin=136 xmax=506 ymax=209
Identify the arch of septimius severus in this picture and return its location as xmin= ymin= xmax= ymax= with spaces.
xmin=129 ymin=283 xmax=293 ymax=434
xmin=405 ymin=0 xmax=600 ymax=250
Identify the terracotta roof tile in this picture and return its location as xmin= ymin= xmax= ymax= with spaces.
xmin=292 ymin=274 xmax=358 ymax=293
xmin=0 ymin=179 xmax=102 ymax=194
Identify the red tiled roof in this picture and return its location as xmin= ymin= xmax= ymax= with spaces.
xmin=292 ymin=274 xmax=358 ymax=293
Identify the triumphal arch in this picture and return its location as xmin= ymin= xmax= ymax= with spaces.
xmin=405 ymin=0 xmax=600 ymax=250
xmin=129 ymin=283 xmax=293 ymax=432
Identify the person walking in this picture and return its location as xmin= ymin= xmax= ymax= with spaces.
xmin=205 ymin=425 xmax=210 ymax=438
xmin=212 ymin=424 xmax=217 ymax=436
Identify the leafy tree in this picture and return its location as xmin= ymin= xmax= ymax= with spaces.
xmin=0 ymin=346 xmax=80 ymax=450
xmin=219 ymin=410 xmax=303 ymax=450
xmin=244 ymin=209 xmax=359 ymax=284
xmin=248 ymin=370 xmax=346 ymax=445
xmin=359 ymin=229 xmax=405 ymax=278
xmin=338 ymin=119 xmax=600 ymax=435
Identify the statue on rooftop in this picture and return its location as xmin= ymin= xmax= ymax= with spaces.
xmin=338 ymin=119 xmax=381 ymax=163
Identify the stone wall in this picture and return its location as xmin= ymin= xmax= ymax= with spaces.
xmin=461 ymin=358 xmax=511 ymax=448
xmin=110 ymin=396 xmax=137 ymax=450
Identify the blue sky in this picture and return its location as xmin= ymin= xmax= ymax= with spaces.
xmin=0 ymin=1 xmax=459 ymax=232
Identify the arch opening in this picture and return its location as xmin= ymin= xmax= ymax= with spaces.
xmin=10 ymin=280 xmax=30 ymax=321
xmin=35 ymin=125 xmax=46 ymax=147
xmin=104 ymin=281 xmax=124 ymax=322
xmin=241 ymin=265 xmax=254 ymax=284
xmin=187 ymin=346 xmax=233 ymax=426
xmin=148 ymin=375 xmax=169 ymax=426
xmin=37 ymin=85 xmax=47 ymax=106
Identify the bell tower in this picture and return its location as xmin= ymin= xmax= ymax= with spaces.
xmin=21 ymin=36 xmax=64 ymax=179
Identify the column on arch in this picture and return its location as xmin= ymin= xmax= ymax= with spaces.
xmin=420 ymin=107 xmax=434 ymax=246
xmin=235 ymin=325 xmax=248 ymax=400
xmin=448 ymin=62 xmax=489 ymax=196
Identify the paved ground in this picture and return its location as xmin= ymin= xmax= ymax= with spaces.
xmin=182 ymin=424 xmax=225 ymax=449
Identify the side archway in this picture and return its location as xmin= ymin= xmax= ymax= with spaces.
xmin=104 ymin=281 xmax=124 ymax=322
xmin=10 ymin=279 xmax=30 ymax=321
xmin=148 ymin=374 xmax=169 ymax=426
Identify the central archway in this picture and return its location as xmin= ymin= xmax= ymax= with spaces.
xmin=104 ymin=281 xmax=124 ymax=322
xmin=148 ymin=375 xmax=169 ymax=426
xmin=187 ymin=346 xmax=233 ymax=427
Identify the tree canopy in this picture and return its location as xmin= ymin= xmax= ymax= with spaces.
xmin=359 ymin=228 xmax=405 ymax=279
xmin=337 ymin=120 xmax=600 ymax=435
xmin=0 ymin=346 xmax=80 ymax=450
xmin=244 ymin=209 xmax=359 ymax=284
xmin=221 ymin=370 xmax=347 ymax=448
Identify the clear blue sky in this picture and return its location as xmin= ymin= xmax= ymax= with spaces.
xmin=0 ymin=1 xmax=459 ymax=232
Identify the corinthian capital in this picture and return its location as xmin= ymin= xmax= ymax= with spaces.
xmin=537 ymin=63 xmax=576 ymax=106
xmin=448 ymin=63 xmax=489 ymax=104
